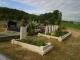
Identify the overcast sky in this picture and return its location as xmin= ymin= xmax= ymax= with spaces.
xmin=0 ymin=0 xmax=80 ymax=22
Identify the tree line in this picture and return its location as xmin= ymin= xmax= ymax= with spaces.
xmin=0 ymin=7 xmax=62 ymax=25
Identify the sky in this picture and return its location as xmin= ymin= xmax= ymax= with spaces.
xmin=0 ymin=0 xmax=80 ymax=22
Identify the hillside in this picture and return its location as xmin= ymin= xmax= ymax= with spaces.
xmin=0 ymin=7 xmax=35 ymax=21
xmin=0 ymin=7 xmax=62 ymax=25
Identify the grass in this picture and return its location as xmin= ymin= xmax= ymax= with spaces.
xmin=0 ymin=33 xmax=80 ymax=60
xmin=46 ymin=31 xmax=68 ymax=37
xmin=19 ymin=37 xmax=46 ymax=46
xmin=62 ymin=22 xmax=80 ymax=29
xmin=54 ymin=31 xmax=68 ymax=37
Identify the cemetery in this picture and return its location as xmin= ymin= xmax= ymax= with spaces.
xmin=9 ymin=10 xmax=71 ymax=56
xmin=0 ymin=2 xmax=80 ymax=60
xmin=0 ymin=10 xmax=71 ymax=56
xmin=0 ymin=8 xmax=80 ymax=60
xmin=11 ymin=18 xmax=71 ymax=56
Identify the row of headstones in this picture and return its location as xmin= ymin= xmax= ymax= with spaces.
xmin=45 ymin=25 xmax=59 ymax=34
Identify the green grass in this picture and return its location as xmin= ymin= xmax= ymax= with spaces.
xmin=54 ymin=31 xmax=68 ymax=37
xmin=62 ymin=22 xmax=80 ymax=29
xmin=47 ymin=31 xmax=68 ymax=37
xmin=19 ymin=37 xmax=46 ymax=46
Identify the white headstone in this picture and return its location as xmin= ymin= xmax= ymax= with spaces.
xmin=20 ymin=26 xmax=27 ymax=40
xmin=55 ymin=25 xmax=58 ymax=32
xmin=45 ymin=26 xmax=48 ymax=34
xmin=45 ymin=25 xmax=59 ymax=35
xmin=52 ymin=25 xmax=54 ymax=32
xmin=49 ymin=25 xmax=51 ymax=33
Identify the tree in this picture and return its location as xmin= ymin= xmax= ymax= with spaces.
xmin=49 ymin=10 xmax=62 ymax=25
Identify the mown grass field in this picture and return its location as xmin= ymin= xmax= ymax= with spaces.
xmin=0 ymin=22 xmax=80 ymax=60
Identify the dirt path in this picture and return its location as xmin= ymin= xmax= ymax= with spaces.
xmin=67 ymin=29 xmax=80 ymax=38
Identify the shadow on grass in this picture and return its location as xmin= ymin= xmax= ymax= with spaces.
xmin=0 ymin=35 xmax=19 ymax=42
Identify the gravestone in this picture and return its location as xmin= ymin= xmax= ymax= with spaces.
xmin=45 ymin=26 xmax=48 ymax=34
xmin=20 ymin=26 xmax=27 ymax=40
xmin=45 ymin=25 xmax=59 ymax=34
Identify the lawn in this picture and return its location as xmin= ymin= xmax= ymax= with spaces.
xmin=0 ymin=29 xmax=80 ymax=60
xmin=62 ymin=22 xmax=80 ymax=29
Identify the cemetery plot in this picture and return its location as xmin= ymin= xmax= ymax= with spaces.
xmin=38 ymin=32 xmax=71 ymax=42
xmin=38 ymin=25 xmax=71 ymax=42
xmin=11 ymin=39 xmax=53 ymax=56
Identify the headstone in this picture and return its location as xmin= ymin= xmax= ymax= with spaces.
xmin=49 ymin=25 xmax=51 ymax=33
xmin=55 ymin=25 xmax=58 ymax=32
xmin=52 ymin=25 xmax=54 ymax=32
xmin=45 ymin=25 xmax=59 ymax=35
xmin=45 ymin=26 xmax=48 ymax=34
xmin=20 ymin=26 xmax=27 ymax=40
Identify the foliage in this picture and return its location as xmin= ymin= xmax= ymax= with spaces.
xmin=39 ymin=10 xmax=62 ymax=25
xmin=27 ymin=21 xmax=36 ymax=35
xmin=32 ymin=39 xmax=46 ymax=46
xmin=0 ymin=7 xmax=38 ymax=22
xmin=49 ymin=10 xmax=62 ymax=25
xmin=55 ymin=30 xmax=68 ymax=37
xmin=20 ymin=37 xmax=46 ymax=46
xmin=0 ymin=7 xmax=62 ymax=26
